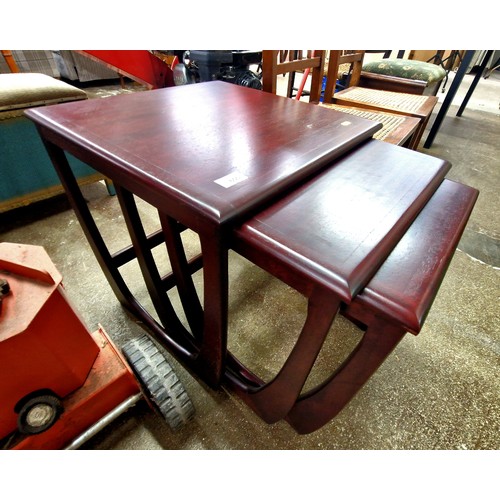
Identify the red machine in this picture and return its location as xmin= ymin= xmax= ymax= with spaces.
xmin=77 ymin=50 xmax=175 ymax=89
xmin=0 ymin=242 xmax=193 ymax=449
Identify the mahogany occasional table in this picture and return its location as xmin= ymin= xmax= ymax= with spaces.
xmin=25 ymin=81 xmax=379 ymax=387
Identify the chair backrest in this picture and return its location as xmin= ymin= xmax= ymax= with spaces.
xmin=322 ymin=50 xmax=429 ymax=98
xmin=322 ymin=50 xmax=365 ymax=104
xmin=262 ymin=50 xmax=326 ymax=102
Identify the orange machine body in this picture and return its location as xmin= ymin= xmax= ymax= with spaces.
xmin=0 ymin=242 xmax=139 ymax=448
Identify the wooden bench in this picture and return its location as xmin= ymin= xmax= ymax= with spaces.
xmin=227 ymin=140 xmax=478 ymax=433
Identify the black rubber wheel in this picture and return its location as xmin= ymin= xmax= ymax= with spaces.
xmin=17 ymin=394 xmax=63 ymax=435
xmin=122 ymin=335 xmax=195 ymax=431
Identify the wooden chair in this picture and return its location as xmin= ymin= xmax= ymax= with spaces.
xmin=322 ymin=50 xmax=439 ymax=149
xmin=262 ymin=50 xmax=420 ymax=147
xmin=262 ymin=50 xmax=325 ymax=102
xmin=262 ymin=50 xmax=420 ymax=149
xmin=318 ymin=103 xmax=420 ymax=148
xmin=323 ymin=50 xmax=428 ymax=95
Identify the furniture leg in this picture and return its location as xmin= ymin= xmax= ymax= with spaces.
xmin=423 ymin=50 xmax=475 ymax=148
xmin=41 ymin=139 xmax=132 ymax=308
xmin=41 ymin=138 xmax=198 ymax=360
xmin=287 ymin=51 xmax=298 ymax=98
xmin=457 ymin=50 xmax=494 ymax=117
xmin=196 ymin=232 xmax=229 ymax=387
xmin=225 ymin=289 xmax=341 ymax=423
xmin=41 ymin=134 xmax=230 ymax=388
xmin=114 ymin=185 xmax=193 ymax=337
xmin=286 ymin=315 xmax=405 ymax=434
xmin=158 ymin=212 xmax=204 ymax=338
xmin=408 ymin=112 xmax=432 ymax=149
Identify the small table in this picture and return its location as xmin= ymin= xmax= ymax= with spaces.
xmin=26 ymin=81 xmax=379 ymax=387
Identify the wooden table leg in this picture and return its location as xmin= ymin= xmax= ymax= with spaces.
xmin=43 ymin=139 xmax=232 ymax=387
xmin=115 ymin=185 xmax=194 ymax=337
xmin=225 ymin=289 xmax=341 ymax=423
xmin=196 ymin=231 xmax=229 ymax=387
xmin=286 ymin=315 xmax=405 ymax=434
xmin=158 ymin=212 xmax=204 ymax=339
xmin=42 ymin=140 xmax=132 ymax=308
xmin=41 ymin=139 xmax=199 ymax=359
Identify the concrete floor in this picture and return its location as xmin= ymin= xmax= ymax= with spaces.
xmin=1 ymin=69 xmax=498 ymax=452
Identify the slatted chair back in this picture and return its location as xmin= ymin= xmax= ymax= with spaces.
xmin=322 ymin=50 xmax=366 ymax=104
xmin=262 ymin=50 xmax=326 ymax=102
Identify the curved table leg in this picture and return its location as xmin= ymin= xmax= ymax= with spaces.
xmin=225 ymin=289 xmax=341 ymax=423
xmin=115 ymin=186 xmax=194 ymax=336
xmin=286 ymin=316 xmax=405 ymax=434
xmin=116 ymin=188 xmax=231 ymax=387
xmin=41 ymin=141 xmax=199 ymax=361
xmin=159 ymin=212 xmax=204 ymax=338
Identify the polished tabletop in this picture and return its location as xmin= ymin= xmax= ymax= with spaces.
xmin=25 ymin=81 xmax=381 ymax=227
xmin=233 ymin=140 xmax=451 ymax=303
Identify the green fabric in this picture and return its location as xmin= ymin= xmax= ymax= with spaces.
xmin=362 ymin=58 xmax=446 ymax=85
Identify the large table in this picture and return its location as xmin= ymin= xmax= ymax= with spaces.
xmin=25 ymin=81 xmax=476 ymax=433
xmin=25 ymin=81 xmax=379 ymax=386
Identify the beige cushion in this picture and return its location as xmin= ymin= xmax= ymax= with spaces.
xmin=0 ymin=73 xmax=87 ymax=111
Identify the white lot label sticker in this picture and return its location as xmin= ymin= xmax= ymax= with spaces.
xmin=341 ymin=121 xmax=352 ymax=126
xmin=214 ymin=171 xmax=248 ymax=188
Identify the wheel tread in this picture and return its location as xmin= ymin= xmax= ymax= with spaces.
xmin=122 ymin=335 xmax=195 ymax=431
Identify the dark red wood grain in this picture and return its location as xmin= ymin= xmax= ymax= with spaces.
xmin=349 ymin=178 xmax=479 ymax=333
xmin=26 ymin=81 xmax=380 ymax=228
xmin=24 ymin=81 xmax=478 ymax=433
xmin=232 ymin=139 xmax=451 ymax=302
xmin=285 ymin=179 xmax=479 ymax=433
